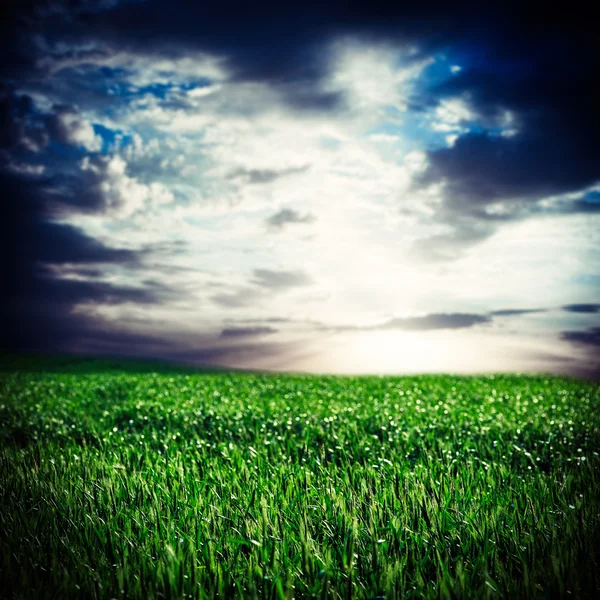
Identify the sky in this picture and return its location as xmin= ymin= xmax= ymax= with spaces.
xmin=1 ymin=0 xmax=599 ymax=376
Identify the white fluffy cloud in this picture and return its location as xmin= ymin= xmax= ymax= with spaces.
xmin=79 ymin=154 xmax=174 ymax=219
xmin=327 ymin=38 xmax=432 ymax=116
xmin=46 ymin=106 xmax=103 ymax=150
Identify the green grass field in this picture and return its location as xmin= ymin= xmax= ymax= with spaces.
xmin=1 ymin=357 xmax=599 ymax=599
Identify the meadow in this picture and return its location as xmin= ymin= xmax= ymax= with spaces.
xmin=1 ymin=356 xmax=599 ymax=599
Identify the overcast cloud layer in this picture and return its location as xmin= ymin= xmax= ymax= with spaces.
xmin=1 ymin=0 xmax=599 ymax=376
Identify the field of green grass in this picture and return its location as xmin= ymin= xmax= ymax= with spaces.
xmin=1 ymin=357 xmax=599 ymax=599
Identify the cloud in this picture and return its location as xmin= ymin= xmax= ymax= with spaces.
xmin=210 ymin=269 xmax=314 ymax=309
xmin=266 ymin=208 xmax=316 ymax=230
xmin=36 ymin=271 xmax=165 ymax=307
xmin=251 ymin=268 xmax=313 ymax=290
xmin=490 ymin=308 xmax=546 ymax=317
xmin=375 ymin=313 xmax=491 ymax=331
xmin=210 ymin=287 xmax=263 ymax=309
xmin=1 ymin=91 xmax=173 ymax=220
xmin=1 ymin=93 xmax=106 ymax=157
xmin=420 ymin=130 xmax=600 ymax=210
xmin=415 ymin=43 xmax=600 ymax=229
xmin=562 ymin=304 xmax=600 ymax=314
xmin=217 ymin=304 xmax=599 ymax=336
xmin=314 ymin=313 xmax=492 ymax=333
xmin=0 ymin=89 xmax=48 ymax=153
xmin=1 ymin=0 xmax=599 ymax=377
xmin=32 ymin=221 xmax=140 ymax=266
xmin=0 ymin=170 xmax=164 ymax=352
xmin=232 ymin=312 xmax=493 ymax=334
xmin=402 ymin=9 xmax=600 ymax=255
xmin=409 ymin=225 xmax=494 ymax=262
xmin=220 ymin=326 xmax=278 ymax=338
xmin=0 ymin=260 xmax=168 ymax=354
xmin=562 ymin=328 xmax=600 ymax=348
xmin=0 ymin=1 xmax=505 ymax=117
xmin=430 ymin=97 xmax=476 ymax=132
xmin=58 ymin=153 xmax=175 ymax=217
xmin=227 ymin=165 xmax=309 ymax=185
xmin=0 ymin=170 xmax=140 ymax=267
xmin=44 ymin=105 xmax=102 ymax=151
xmin=4 ymin=161 xmax=46 ymax=176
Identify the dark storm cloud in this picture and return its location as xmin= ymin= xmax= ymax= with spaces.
xmin=266 ymin=208 xmax=316 ymax=230
xmin=35 ymin=270 xmax=163 ymax=306
xmin=252 ymin=269 xmax=313 ymax=290
xmin=0 ymin=167 xmax=139 ymax=265
xmin=0 ymin=169 xmax=162 ymax=352
xmin=415 ymin=4 xmax=599 ymax=223
xmin=33 ymin=221 xmax=139 ymax=265
xmin=0 ymin=264 xmax=166 ymax=353
xmin=5 ymin=1 xmax=591 ymax=109
xmin=1 ymin=1 xmax=348 ymax=113
xmin=0 ymin=89 xmax=48 ymax=153
xmin=0 ymin=170 xmax=138 ymax=266
xmin=59 ymin=2 xmax=563 ymax=80
xmin=2 ymin=1 xmax=597 ymax=105
xmin=561 ymin=328 xmax=600 ymax=348
xmin=420 ymin=126 xmax=600 ymax=211
xmin=562 ymin=304 xmax=600 ymax=314
xmin=220 ymin=326 xmax=279 ymax=338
